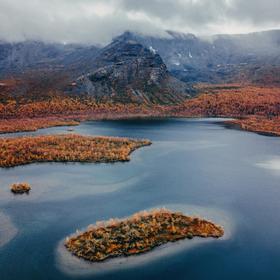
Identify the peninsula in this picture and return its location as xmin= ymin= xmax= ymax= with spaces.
xmin=0 ymin=134 xmax=151 ymax=167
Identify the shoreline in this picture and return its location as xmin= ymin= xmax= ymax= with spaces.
xmin=64 ymin=209 xmax=224 ymax=262
xmin=225 ymin=119 xmax=280 ymax=137
xmin=1 ymin=114 xmax=278 ymax=139
xmin=56 ymin=204 xmax=233 ymax=277
xmin=0 ymin=134 xmax=151 ymax=168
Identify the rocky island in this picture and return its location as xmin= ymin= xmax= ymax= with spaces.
xmin=0 ymin=134 xmax=151 ymax=167
xmin=65 ymin=209 xmax=224 ymax=262
xmin=10 ymin=182 xmax=31 ymax=194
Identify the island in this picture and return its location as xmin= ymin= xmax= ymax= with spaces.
xmin=10 ymin=182 xmax=31 ymax=194
xmin=0 ymin=134 xmax=151 ymax=167
xmin=65 ymin=209 xmax=224 ymax=262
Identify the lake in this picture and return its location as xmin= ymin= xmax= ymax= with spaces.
xmin=1 ymin=118 xmax=280 ymax=280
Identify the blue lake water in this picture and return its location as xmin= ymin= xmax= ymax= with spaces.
xmin=1 ymin=118 xmax=280 ymax=279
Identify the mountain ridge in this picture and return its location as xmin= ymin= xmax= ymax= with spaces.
xmin=1 ymin=29 xmax=280 ymax=105
xmin=123 ymin=29 xmax=280 ymax=84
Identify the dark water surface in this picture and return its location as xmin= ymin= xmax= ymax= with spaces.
xmin=1 ymin=118 xmax=280 ymax=280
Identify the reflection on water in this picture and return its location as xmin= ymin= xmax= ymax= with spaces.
xmin=256 ymin=157 xmax=280 ymax=172
xmin=0 ymin=212 xmax=18 ymax=248
xmin=0 ymin=165 xmax=149 ymax=203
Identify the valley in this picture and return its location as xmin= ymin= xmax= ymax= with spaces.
xmin=2 ymin=0 xmax=280 ymax=278
xmin=1 ymin=28 xmax=280 ymax=280
xmin=1 ymin=30 xmax=280 ymax=136
xmin=1 ymin=81 xmax=279 ymax=136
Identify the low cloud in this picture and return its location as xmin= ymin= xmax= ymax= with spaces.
xmin=0 ymin=0 xmax=279 ymax=44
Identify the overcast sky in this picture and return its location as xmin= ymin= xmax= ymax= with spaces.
xmin=0 ymin=0 xmax=279 ymax=44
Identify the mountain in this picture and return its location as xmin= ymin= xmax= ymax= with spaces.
xmin=1 ymin=29 xmax=280 ymax=104
xmin=69 ymin=35 xmax=192 ymax=104
xmin=0 ymin=41 xmax=99 ymax=79
xmin=124 ymin=30 xmax=280 ymax=84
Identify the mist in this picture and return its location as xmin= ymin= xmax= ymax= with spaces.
xmin=0 ymin=0 xmax=280 ymax=44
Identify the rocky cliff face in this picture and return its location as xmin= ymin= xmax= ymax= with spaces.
xmin=71 ymin=35 xmax=191 ymax=104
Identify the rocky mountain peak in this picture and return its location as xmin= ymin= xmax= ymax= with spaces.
xmin=72 ymin=33 xmax=190 ymax=104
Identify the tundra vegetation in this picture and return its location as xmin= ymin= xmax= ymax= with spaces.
xmin=0 ymin=117 xmax=80 ymax=134
xmin=10 ymin=182 xmax=31 ymax=194
xmin=172 ymin=85 xmax=280 ymax=135
xmin=0 ymin=134 xmax=151 ymax=167
xmin=227 ymin=116 xmax=280 ymax=136
xmin=1 ymin=81 xmax=280 ymax=136
xmin=65 ymin=208 xmax=224 ymax=262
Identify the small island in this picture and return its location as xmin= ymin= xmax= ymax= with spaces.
xmin=65 ymin=209 xmax=224 ymax=262
xmin=0 ymin=134 xmax=151 ymax=167
xmin=10 ymin=182 xmax=31 ymax=194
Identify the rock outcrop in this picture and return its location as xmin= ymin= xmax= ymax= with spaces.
xmin=71 ymin=34 xmax=191 ymax=104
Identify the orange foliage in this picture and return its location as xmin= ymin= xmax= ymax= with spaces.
xmin=10 ymin=182 xmax=31 ymax=194
xmin=65 ymin=208 xmax=224 ymax=262
xmin=0 ymin=117 xmax=80 ymax=134
xmin=229 ymin=116 xmax=280 ymax=136
xmin=0 ymin=96 xmax=165 ymax=119
xmin=0 ymin=89 xmax=168 ymax=133
xmin=173 ymin=85 xmax=280 ymax=117
xmin=0 ymin=134 xmax=151 ymax=167
xmin=0 ymin=96 xmax=167 ymax=133
xmin=171 ymin=84 xmax=280 ymax=135
xmin=2 ymin=84 xmax=276 ymax=121
xmin=1 ymin=82 xmax=280 ymax=136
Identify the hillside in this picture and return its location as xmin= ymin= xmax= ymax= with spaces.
xmin=126 ymin=30 xmax=280 ymax=85
xmin=68 ymin=35 xmax=191 ymax=104
xmin=1 ymin=29 xmax=280 ymax=86
xmin=1 ymin=30 xmax=280 ymax=135
xmin=0 ymin=41 xmax=100 ymax=79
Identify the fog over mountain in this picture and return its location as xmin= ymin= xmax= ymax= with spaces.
xmin=1 ymin=1 xmax=280 ymax=88
xmin=0 ymin=0 xmax=280 ymax=44
xmin=1 ymin=29 xmax=280 ymax=85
